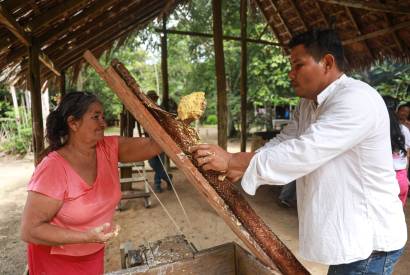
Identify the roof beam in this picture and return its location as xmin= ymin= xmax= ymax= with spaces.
xmin=288 ymin=0 xmax=308 ymax=31
xmin=382 ymin=14 xmax=405 ymax=53
xmin=318 ymin=0 xmax=410 ymax=15
xmin=37 ymin=0 xmax=124 ymax=45
xmin=154 ymin=29 xmax=281 ymax=46
xmin=0 ymin=4 xmax=60 ymax=76
xmin=344 ymin=7 xmax=374 ymax=59
xmin=0 ymin=4 xmax=30 ymax=46
xmin=28 ymin=0 xmax=90 ymax=31
xmin=342 ymin=20 xmax=410 ymax=45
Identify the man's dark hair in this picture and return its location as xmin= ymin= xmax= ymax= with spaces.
xmin=288 ymin=29 xmax=346 ymax=71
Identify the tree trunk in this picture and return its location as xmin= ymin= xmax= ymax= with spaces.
xmin=10 ymin=85 xmax=21 ymax=136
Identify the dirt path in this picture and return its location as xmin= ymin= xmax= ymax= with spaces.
xmin=1 ymin=130 xmax=409 ymax=274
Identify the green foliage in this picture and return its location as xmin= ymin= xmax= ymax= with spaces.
xmin=205 ymin=114 xmax=217 ymax=125
xmin=0 ymin=109 xmax=32 ymax=155
xmin=353 ymin=61 xmax=410 ymax=102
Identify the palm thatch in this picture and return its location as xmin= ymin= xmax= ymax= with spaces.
xmin=0 ymin=0 xmax=185 ymax=87
xmin=253 ymin=0 xmax=410 ymax=71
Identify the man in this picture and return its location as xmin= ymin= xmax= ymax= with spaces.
xmin=190 ymin=29 xmax=407 ymax=274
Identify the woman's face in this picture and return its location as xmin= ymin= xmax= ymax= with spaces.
xmin=70 ymin=101 xmax=107 ymax=143
xmin=397 ymin=106 xmax=410 ymax=123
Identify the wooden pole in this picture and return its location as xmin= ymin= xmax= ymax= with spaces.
xmin=28 ymin=41 xmax=44 ymax=164
xmin=161 ymin=16 xmax=171 ymax=171
xmin=161 ymin=16 xmax=169 ymax=111
xmin=240 ymin=0 xmax=248 ymax=152
xmin=212 ymin=0 xmax=228 ymax=150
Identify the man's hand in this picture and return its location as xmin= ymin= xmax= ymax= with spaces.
xmin=189 ymin=144 xmax=232 ymax=172
xmin=86 ymin=223 xmax=120 ymax=244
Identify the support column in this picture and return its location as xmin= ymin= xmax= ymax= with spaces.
xmin=212 ymin=0 xmax=228 ymax=149
xmin=28 ymin=40 xmax=44 ymax=164
xmin=161 ymin=16 xmax=169 ymax=111
xmin=240 ymin=0 xmax=248 ymax=152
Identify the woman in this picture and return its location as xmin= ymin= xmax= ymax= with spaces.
xmin=384 ymin=96 xmax=409 ymax=206
xmin=20 ymin=91 xmax=161 ymax=274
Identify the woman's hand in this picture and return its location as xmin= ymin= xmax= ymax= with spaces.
xmin=85 ymin=223 xmax=120 ymax=244
xmin=189 ymin=144 xmax=232 ymax=172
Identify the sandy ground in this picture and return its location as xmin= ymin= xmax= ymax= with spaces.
xmin=1 ymin=127 xmax=410 ymax=274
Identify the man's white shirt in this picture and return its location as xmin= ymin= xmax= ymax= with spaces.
xmin=242 ymin=74 xmax=407 ymax=265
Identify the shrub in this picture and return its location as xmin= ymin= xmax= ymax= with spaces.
xmin=205 ymin=114 xmax=217 ymax=125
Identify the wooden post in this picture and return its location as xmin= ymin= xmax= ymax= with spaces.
xmin=28 ymin=41 xmax=44 ymax=164
xmin=161 ymin=16 xmax=171 ymax=170
xmin=212 ymin=0 xmax=228 ymax=150
xmin=161 ymin=16 xmax=169 ymax=111
xmin=120 ymin=105 xmax=135 ymax=190
xmin=240 ymin=0 xmax=248 ymax=152
xmin=60 ymin=70 xmax=66 ymax=98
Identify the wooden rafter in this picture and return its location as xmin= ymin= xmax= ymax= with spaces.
xmin=28 ymin=0 xmax=91 ymax=31
xmin=22 ymin=3 xmax=159 ymax=80
xmin=38 ymin=0 xmax=122 ymax=46
xmin=0 ymin=4 xmax=30 ymax=46
xmin=313 ymin=1 xmax=330 ymax=28
xmin=45 ymin=0 xmax=152 ymax=58
xmin=382 ymin=14 xmax=405 ymax=53
xmin=255 ymin=0 xmax=287 ymax=46
xmin=0 ymin=4 xmax=60 ymax=76
xmin=4 ymin=0 xmax=137 ymax=67
xmin=155 ymin=29 xmax=281 ymax=46
xmin=288 ymin=0 xmax=308 ymax=31
xmin=268 ymin=0 xmax=293 ymax=39
xmin=344 ymin=7 xmax=374 ymax=59
xmin=318 ymin=0 xmax=410 ymax=15
xmin=343 ymin=20 xmax=410 ymax=45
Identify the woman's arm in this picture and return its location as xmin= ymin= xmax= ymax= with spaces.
xmin=21 ymin=191 xmax=115 ymax=246
xmin=118 ymin=136 xmax=162 ymax=163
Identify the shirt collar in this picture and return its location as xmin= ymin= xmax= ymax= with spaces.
xmin=316 ymin=74 xmax=347 ymax=106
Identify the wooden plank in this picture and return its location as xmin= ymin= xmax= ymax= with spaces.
xmin=318 ymin=0 xmax=410 ymax=15
xmin=235 ymin=243 xmax=275 ymax=275
xmin=240 ymin=0 xmax=248 ymax=153
xmin=83 ymin=50 xmax=278 ymax=271
xmin=28 ymin=43 xmax=44 ymax=165
xmin=212 ymin=0 xmax=228 ymax=150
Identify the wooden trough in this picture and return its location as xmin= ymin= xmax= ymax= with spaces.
xmin=108 ymin=235 xmax=275 ymax=275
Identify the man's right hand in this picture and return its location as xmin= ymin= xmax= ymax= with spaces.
xmin=189 ymin=144 xmax=232 ymax=172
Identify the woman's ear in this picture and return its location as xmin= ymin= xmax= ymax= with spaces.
xmin=67 ymin=116 xmax=79 ymax=132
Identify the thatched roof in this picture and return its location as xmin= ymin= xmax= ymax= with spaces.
xmin=1 ymin=0 xmax=410 ymax=89
xmin=0 ymin=0 xmax=184 ymax=87
xmin=254 ymin=0 xmax=410 ymax=70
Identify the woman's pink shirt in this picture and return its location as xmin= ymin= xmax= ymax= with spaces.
xmin=28 ymin=136 xmax=121 ymax=256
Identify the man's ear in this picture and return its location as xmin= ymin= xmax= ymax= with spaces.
xmin=67 ymin=116 xmax=78 ymax=131
xmin=322 ymin=54 xmax=335 ymax=72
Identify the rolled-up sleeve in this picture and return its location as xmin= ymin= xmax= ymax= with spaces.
xmin=241 ymin=88 xmax=375 ymax=195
